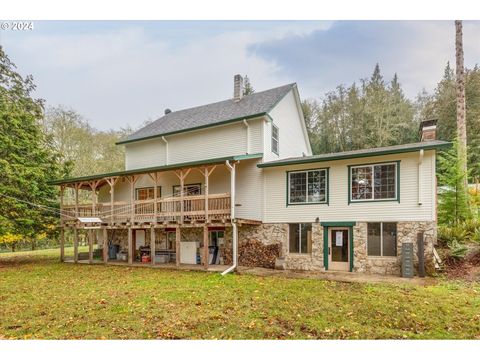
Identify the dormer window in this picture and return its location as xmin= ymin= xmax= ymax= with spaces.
xmin=272 ymin=124 xmax=279 ymax=155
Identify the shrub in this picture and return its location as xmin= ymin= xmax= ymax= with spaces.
xmin=448 ymin=240 xmax=468 ymax=260
xmin=438 ymin=225 xmax=468 ymax=245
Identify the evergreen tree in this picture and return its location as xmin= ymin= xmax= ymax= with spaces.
xmin=243 ymin=75 xmax=255 ymax=96
xmin=0 ymin=46 xmax=63 ymax=246
xmin=437 ymin=140 xmax=471 ymax=225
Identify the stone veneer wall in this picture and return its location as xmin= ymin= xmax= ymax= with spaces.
xmin=353 ymin=221 xmax=436 ymax=275
xmin=234 ymin=223 xmax=324 ymax=271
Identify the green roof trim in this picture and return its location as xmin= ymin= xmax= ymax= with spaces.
xmin=49 ymin=153 xmax=263 ymax=185
xmin=116 ymin=113 xmax=268 ymax=145
xmin=257 ymin=141 xmax=451 ymax=168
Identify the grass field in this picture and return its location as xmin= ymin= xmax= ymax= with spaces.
xmin=1 ymin=248 xmax=479 ymax=339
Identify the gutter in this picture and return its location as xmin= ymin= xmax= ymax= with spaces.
xmin=162 ymin=136 xmax=169 ymax=165
xmin=243 ymin=119 xmax=250 ymax=154
xmin=222 ymin=160 xmax=237 ymax=276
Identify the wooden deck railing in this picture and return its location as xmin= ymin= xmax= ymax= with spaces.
xmin=62 ymin=193 xmax=231 ymax=223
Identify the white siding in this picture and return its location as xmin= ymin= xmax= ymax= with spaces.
xmin=235 ymin=159 xmax=263 ymax=221
xmin=262 ymin=151 xmax=436 ymax=223
xmin=124 ymin=118 xmax=264 ymax=170
xmin=98 ymin=166 xmax=231 ymax=204
xmin=125 ymin=138 xmax=166 ymax=170
xmin=264 ymin=89 xmax=311 ymax=162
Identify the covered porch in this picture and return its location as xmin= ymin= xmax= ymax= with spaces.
xmin=53 ymin=154 xmax=262 ymax=270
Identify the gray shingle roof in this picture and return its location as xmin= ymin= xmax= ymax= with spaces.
xmin=257 ymin=140 xmax=451 ymax=168
xmin=118 ymin=83 xmax=296 ymax=144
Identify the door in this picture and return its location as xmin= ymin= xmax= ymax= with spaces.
xmin=328 ymin=227 xmax=349 ymax=271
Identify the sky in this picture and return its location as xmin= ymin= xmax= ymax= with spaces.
xmin=1 ymin=20 xmax=480 ymax=131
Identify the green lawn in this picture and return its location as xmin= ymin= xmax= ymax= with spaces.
xmin=1 ymin=248 xmax=479 ymax=339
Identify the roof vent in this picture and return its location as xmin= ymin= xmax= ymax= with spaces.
xmin=164 ymin=108 xmax=172 ymax=115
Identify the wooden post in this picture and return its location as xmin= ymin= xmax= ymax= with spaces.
xmin=88 ymin=229 xmax=94 ymax=264
xmin=203 ymin=224 xmax=209 ymax=270
xmin=150 ymin=226 xmax=156 ymax=266
xmin=73 ymin=226 xmax=79 ymax=263
xmin=179 ymin=171 xmax=184 ymax=224
xmin=204 ymin=168 xmax=209 ymax=223
xmin=127 ymin=176 xmax=139 ymax=224
xmin=128 ymin=227 xmax=133 ymax=265
xmin=148 ymin=173 xmax=159 ymax=224
xmin=176 ymin=226 xmax=181 ymax=267
xmin=59 ymin=185 xmax=65 ymax=262
xmin=103 ymin=227 xmax=108 ymax=263
xmin=106 ymin=177 xmax=118 ymax=226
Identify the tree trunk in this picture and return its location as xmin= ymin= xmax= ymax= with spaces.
xmin=455 ymin=20 xmax=468 ymax=187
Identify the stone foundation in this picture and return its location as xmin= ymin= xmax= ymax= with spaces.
xmin=353 ymin=221 xmax=436 ymax=275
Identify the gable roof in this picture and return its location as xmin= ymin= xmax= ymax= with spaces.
xmin=257 ymin=140 xmax=451 ymax=168
xmin=117 ymin=83 xmax=296 ymax=145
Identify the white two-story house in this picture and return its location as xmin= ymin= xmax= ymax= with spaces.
xmin=53 ymin=75 xmax=448 ymax=276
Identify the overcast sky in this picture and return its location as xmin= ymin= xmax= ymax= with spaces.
xmin=1 ymin=20 xmax=480 ymax=131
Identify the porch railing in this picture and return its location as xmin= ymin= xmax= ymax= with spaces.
xmin=62 ymin=193 xmax=231 ymax=223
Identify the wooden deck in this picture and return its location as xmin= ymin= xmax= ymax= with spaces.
xmin=61 ymin=193 xmax=231 ymax=225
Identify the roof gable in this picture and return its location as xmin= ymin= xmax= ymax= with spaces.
xmin=118 ymin=83 xmax=295 ymax=145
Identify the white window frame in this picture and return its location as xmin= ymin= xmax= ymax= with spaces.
xmin=367 ymin=222 xmax=397 ymax=257
xmin=350 ymin=162 xmax=398 ymax=202
xmin=288 ymin=169 xmax=328 ymax=205
xmin=271 ymin=124 xmax=279 ymax=155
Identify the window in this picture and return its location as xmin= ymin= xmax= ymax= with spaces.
xmin=271 ymin=124 xmax=279 ymax=155
xmin=135 ymin=186 xmax=161 ymax=200
xmin=289 ymin=223 xmax=312 ymax=254
xmin=350 ymin=162 xmax=397 ymax=202
xmin=173 ymin=183 xmax=201 ymax=197
xmin=288 ymin=169 xmax=327 ymax=204
xmin=367 ymin=222 xmax=397 ymax=257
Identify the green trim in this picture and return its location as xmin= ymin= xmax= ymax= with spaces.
xmin=49 ymin=153 xmax=263 ymax=185
xmin=320 ymin=221 xmax=356 ymax=227
xmin=116 ymin=113 xmax=268 ymax=145
xmin=322 ymin=224 xmax=356 ymax=272
xmin=265 ymin=113 xmax=274 ymax=122
xmin=257 ymin=141 xmax=451 ymax=168
xmin=348 ymin=160 xmax=401 ymax=204
xmin=323 ymin=228 xmax=329 ymax=270
xmin=286 ymin=168 xmax=329 ymax=206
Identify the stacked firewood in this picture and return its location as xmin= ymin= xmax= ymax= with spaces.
xmin=224 ymin=239 xmax=281 ymax=269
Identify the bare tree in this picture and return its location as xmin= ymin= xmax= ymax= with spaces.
xmin=455 ymin=20 xmax=468 ymax=186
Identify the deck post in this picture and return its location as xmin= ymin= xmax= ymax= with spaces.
xmin=204 ymin=168 xmax=209 ymax=223
xmin=106 ymin=177 xmax=118 ymax=226
xmin=103 ymin=227 xmax=108 ymax=263
xmin=203 ymin=224 xmax=209 ymax=270
xmin=59 ymin=185 xmax=65 ymax=262
xmin=148 ymin=173 xmax=159 ymax=224
xmin=73 ymin=226 xmax=79 ymax=263
xmin=128 ymin=227 xmax=133 ymax=265
xmin=150 ymin=226 xmax=156 ymax=266
xmin=176 ymin=226 xmax=181 ymax=267
xmin=180 ymin=171 xmax=184 ymax=224
xmin=88 ymin=229 xmax=94 ymax=264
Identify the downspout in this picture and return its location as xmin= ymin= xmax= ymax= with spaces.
xmin=162 ymin=136 xmax=168 ymax=165
xmin=222 ymin=160 xmax=237 ymax=275
xmin=418 ymin=149 xmax=424 ymax=205
xmin=243 ymin=119 xmax=250 ymax=154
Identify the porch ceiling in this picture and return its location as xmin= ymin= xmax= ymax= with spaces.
xmin=49 ymin=153 xmax=263 ymax=187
